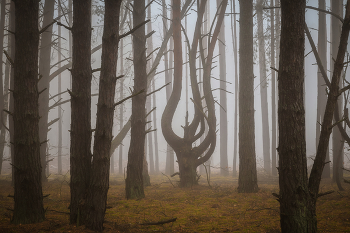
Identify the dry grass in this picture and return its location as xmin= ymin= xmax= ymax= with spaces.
xmin=0 ymin=173 xmax=349 ymax=232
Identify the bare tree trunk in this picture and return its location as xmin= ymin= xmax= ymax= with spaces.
xmin=231 ymin=0 xmax=238 ymax=177
xmin=85 ymin=1 xmax=122 ymax=230
xmin=118 ymin=54 xmax=124 ymax=175
xmin=257 ymin=0 xmax=271 ymax=174
xmin=146 ymin=0 xmax=155 ymax=174
xmin=9 ymin=0 xmax=15 ymax=186
xmin=217 ymin=0 xmax=228 ymax=176
xmin=270 ymin=0 xmax=277 ymax=176
xmin=125 ymin=0 xmax=147 ymax=199
xmin=152 ymin=80 xmax=159 ymax=173
xmin=238 ymin=0 xmax=258 ymax=193
xmin=316 ymin=0 xmax=330 ymax=179
xmin=331 ymin=0 xmax=343 ymax=182
xmin=0 ymin=0 xmax=6 ymax=174
xmin=57 ymin=0 xmax=63 ymax=175
xmin=69 ymin=0 xmax=92 ymax=225
xmin=12 ymin=0 xmax=45 ymax=224
xmin=38 ymin=0 xmax=55 ymax=182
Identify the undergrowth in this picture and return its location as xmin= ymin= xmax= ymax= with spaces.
xmin=0 ymin=173 xmax=349 ymax=232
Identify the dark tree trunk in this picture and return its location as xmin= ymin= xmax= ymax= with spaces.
xmin=12 ymin=0 xmax=44 ymax=224
xmin=38 ymin=0 xmax=55 ymax=182
xmin=0 ymin=0 xmax=6 ymax=174
xmin=57 ymin=0 xmax=63 ymax=175
xmin=238 ymin=0 xmax=258 ymax=193
xmin=217 ymin=0 xmax=228 ymax=177
xmin=85 ymin=1 xmax=122 ymax=230
xmin=317 ymin=0 xmax=330 ymax=179
xmin=125 ymin=0 xmax=147 ymax=199
xmin=9 ymin=0 xmax=15 ymax=186
xmin=278 ymin=0 xmax=316 ymax=231
xmin=331 ymin=0 xmax=343 ymax=183
xmin=257 ymin=0 xmax=271 ymax=174
xmin=69 ymin=0 xmax=92 ymax=225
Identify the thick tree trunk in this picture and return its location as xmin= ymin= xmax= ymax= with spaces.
xmin=217 ymin=0 xmax=228 ymax=177
xmin=69 ymin=0 xmax=92 ymax=225
xmin=125 ymin=0 xmax=147 ymax=200
xmin=316 ymin=0 xmax=330 ymax=179
xmin=257 ymin=0 xmax=271 ymax=174
xmin=9 ymin=1 xmax=15 ymax=186
xmin=238 ymin=0 xmax=258 ymax=193
xmin=38 ymin=0 xmax=55 ymax=182
xmin=12 ymin=0 xmax=44 ymax=224
xmin=278 ymin=1 xmax=317 ymax=231
xmin=84 ymin=1 xmax=122 ymax=230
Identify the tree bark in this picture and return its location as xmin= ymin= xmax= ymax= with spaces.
xmin=257 ymin=0 xmax=271 ymax=175
xmin=238 ymin=0 xmax=258 ymax=193
xmin=69 ymin=0 xmax=92 ymax=225
xmin=0 ymin=0 xmax=6 ymax=174
xmin=125 ymin=0 xmax=147 ymax=199
xmin=57 ymin=0 xmax=63 ymax=175
xmin=38 ymin=0 xmax=55 ymax=182
xmin=84 ymin=1 xmax=122 ymax=230
xmin=12 ymin=0 xmax=45 ymax=224
xmin=217 ymin=0 xmax=229 ymax=177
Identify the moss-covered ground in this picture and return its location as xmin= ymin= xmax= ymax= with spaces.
xmin=0 ymin=173 xmax=349 ymax=232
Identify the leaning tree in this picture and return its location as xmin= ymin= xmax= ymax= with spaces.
xmin=161 ymin=0 xmax=227 ymax=187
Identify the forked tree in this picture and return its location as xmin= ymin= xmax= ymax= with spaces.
xmin=161 ymin=0 xmax=227 ymax=187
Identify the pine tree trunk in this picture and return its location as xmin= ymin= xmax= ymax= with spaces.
xmin=57 ymin=0 xmax=63 ymax=175
xmin=118 ymin=28 xmax=124 ymax=175
xmin=125 ymin=0 xmax=147 ymax=200
xmin=38 ymin=0 xmax=55 ymax=182
xmin=257 ymin=0 xmax=271 ymax=175
xmin=0 ymin=0 xmax=5 ymax=174
xmin=69 ymin=0 xmax=92 ymax=225
xmin=84 ymin=1 xmax=122 ymax=230
xmin=12 ymin=0 xmax=45 ymax=224
xmin=238 ymin=0 xmax=258 ymax=193
xmin=217 ymin=0 xmax=228 ymax=176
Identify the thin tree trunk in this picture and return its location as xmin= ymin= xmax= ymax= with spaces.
xmin=118 ymin=54 xmax=124 ymax=175
xmin=9 ymin=0 xmax=14 ymax=186
xmin=270 ymin=0 xmax=277 ymax=176
xmin=12 ymin=0 xmax=45 ymax=224
xmin=152 ymin=80 xmax=159 ymax=173
xmin=69 ymin=0 xmax=92 ymax=225
xmin=231 ymin=0 xmax=238 ymax=177
xmin=238 ymin=0 xmax=258 ymax=193
xmin=38 ymin=0 xmax=55 ymax=182
xmin=125 ymin=0 xmax=147 ymax=199
xmin=217 ymin=0 xmax=228 ymax=176
xmin=317 ymin=0 xmax=330 ymax=179
xmin=85 ymin=1 xmax=122 ymax=230
xmin=0 ymin=0 xmax=6 ymax=174
xmin=331 ymin=0 xmax=343 ymax=182
xmin=257 ymin=0 xmax=271 ymax=174
xmin=57 ymin=0 xmax=63 ymax=175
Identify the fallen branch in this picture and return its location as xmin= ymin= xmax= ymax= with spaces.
xmin=140 ymin=217 xmax=177 ymax=226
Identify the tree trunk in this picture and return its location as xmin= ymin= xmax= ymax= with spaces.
xmin=331 ymin=0 xmax=343 ymax=183
xmin=316 ymin=0 xmax=330 ymax=179
xmin=0 ymin=0 xmax=6 ymax=174
xmin=217 ymin=0 xmax=228 ymax=176
xmin=12 ymin=0 xmax=45 ymax=224
xmin=270 ymin=0 xmax=277 ymax=176
xmin=38 ymin=0 xmax=55 ymax=182
xmin=278 ymin=1 xmax=317 ymax=231
xmin=238 ymin=0 xmax=258 ymax=193
xmin=257 ymin=0 xmax=271 ymax=175
xmin=9 ymin=0 xmax=15 ymax=186
xmin=152 ymin=80 xmax=159 ymax=173
xmin=118 ymin=26 xmax=124 ymax=175
xmin=84 ymin=1 xmax=122 ymax=230
xmin=125 ymin=0 xmax=147 ymax=200
xmin=57 ymin=0 xmax=63 ymax=175
xmin=69 ymin=0 xmax=92 ymax=225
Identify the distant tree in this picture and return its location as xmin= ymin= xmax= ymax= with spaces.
xmin=256 ymin=0 xmax=271 ymax=174
xmin=12 ymin=0 xmax=45 ymax=224
xmin=162 ymin=0 xmax=227 ymax=187
xmin=125 ymin=0 xmax=148 ymax=199
xmin=217 ymin=0 xmax=229 ymax=176
xmin=57 ymin=0 xmax=63 ymax=175
xmin=0 ymin=0 xmax=6 ymax=174
xmin=38 ymin=0 xmax=55 ymax=182
xmin=238 ymin=0 xmax=258 ymax=193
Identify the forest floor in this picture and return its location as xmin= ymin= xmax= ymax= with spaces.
xmin=0 ymin=172 xmax=350 ymax=232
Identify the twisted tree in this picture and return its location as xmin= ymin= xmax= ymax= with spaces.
xmin=161 ymin=0 xmax=227 ymax=187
